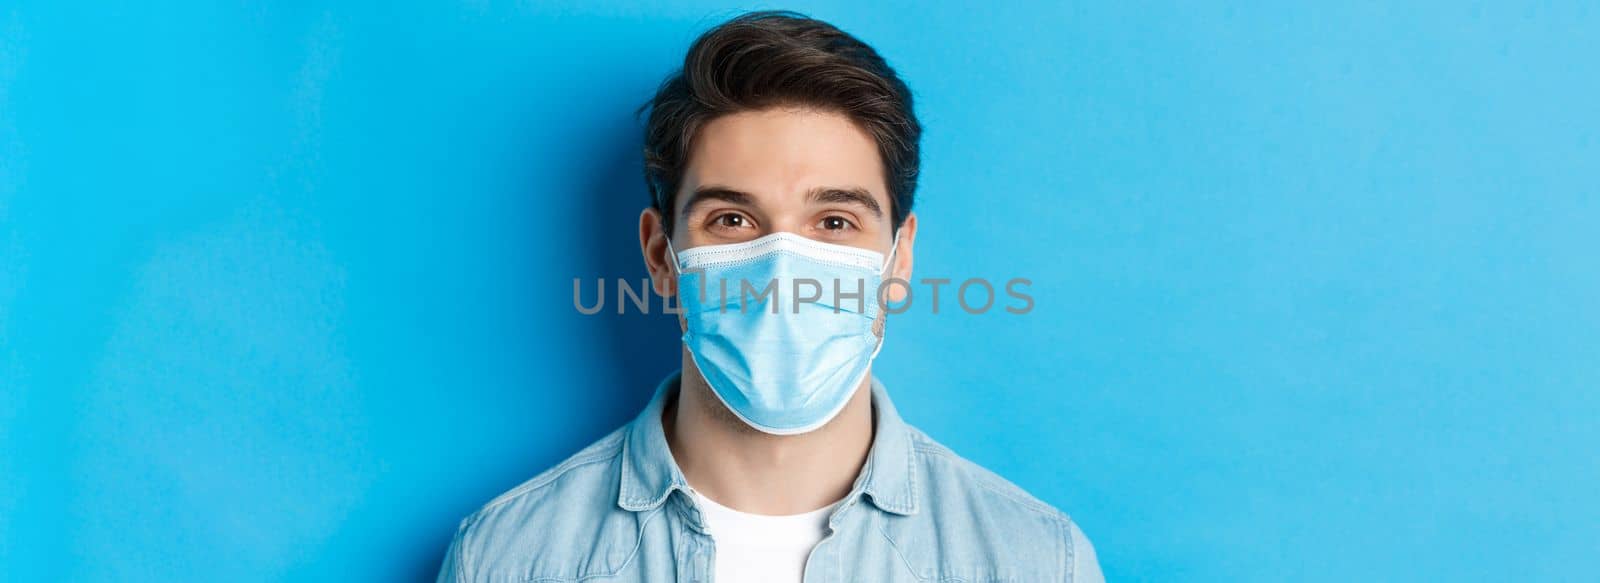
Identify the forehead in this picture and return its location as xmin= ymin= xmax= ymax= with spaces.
xmin=680 ymin=107 xmax=889 ymax=207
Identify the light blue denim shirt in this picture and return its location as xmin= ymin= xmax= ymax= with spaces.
xmin=436 ymin=373 xmax=1104 ymax=582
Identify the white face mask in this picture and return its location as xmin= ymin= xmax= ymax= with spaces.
xmin=668 ymin=231 xmax=899 ymax=435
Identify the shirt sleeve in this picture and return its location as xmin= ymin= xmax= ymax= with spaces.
xmin=1068 ymin=520 xmax=1105 ymax=583
xmin=435 ymin=521 xmax=468 ymax=583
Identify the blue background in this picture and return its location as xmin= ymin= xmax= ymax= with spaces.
xmin=2 ymin=2 xmax=1597 ymax=581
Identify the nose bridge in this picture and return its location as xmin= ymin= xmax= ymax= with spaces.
xmin=758 ymin=180 xmax=813 ymax=236
xmin=740 ymin=154 xmax=817 ymax=236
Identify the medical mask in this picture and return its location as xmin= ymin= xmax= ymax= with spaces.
xmin=668 ymin=231 xmax=899 ymax=435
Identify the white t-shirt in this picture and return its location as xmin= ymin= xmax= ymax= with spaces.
xmin=691 ymin=489 xmax=841 ymax=583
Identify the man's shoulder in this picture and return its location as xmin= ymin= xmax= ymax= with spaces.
xmin=447 ymin=427 xmax=636 ymax=579
xmin=466 ymin=426 xmax=628 ymax=523
xmin=900 ymin=424 xmax=1099 ymax=578
xmin=906 ymin=425 xmax=1074 ymax=523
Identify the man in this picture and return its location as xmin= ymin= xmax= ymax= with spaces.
xmin=437 ymin=11 xmax=1103 ymax=582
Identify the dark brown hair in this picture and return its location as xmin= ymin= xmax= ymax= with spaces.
xmin=640 ymin=10 xmax=921 ymax=235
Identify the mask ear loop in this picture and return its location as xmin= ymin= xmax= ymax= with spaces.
xmin=880 ymin=229 xmax=903 ymax=278
xmin=663 ymin=236 xmax=681 ymax=277
xmin=870 ymin=228 xmax=904 ymax=345
xmin=662 ymin=235 xmax=691 ymax=314
xmin=664 ymin=234 xmax=705 ymax=320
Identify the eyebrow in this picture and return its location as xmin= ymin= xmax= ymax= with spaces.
xmin=678 ymin=186 xmax=755 ymax=218
xmin=807 ymin=187 xmax=883 ymax=218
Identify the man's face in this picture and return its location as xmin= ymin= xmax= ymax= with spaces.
xmin=642 ymin=106 xmax=916 ymax=302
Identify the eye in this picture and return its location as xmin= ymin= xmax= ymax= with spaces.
xmin=817 ymin=215 xmax=857 ymax=232
xmin=707 ymin=212 xmax=754 ymax=232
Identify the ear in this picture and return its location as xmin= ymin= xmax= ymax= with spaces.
xmin=639 ymin=208 xmax=676 ymax=298
xmin=886 ymin=213 xmax=917 ymax=303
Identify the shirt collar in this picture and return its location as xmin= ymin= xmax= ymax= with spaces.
xmin=617 ymin=371 xmax=919 ymax=516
